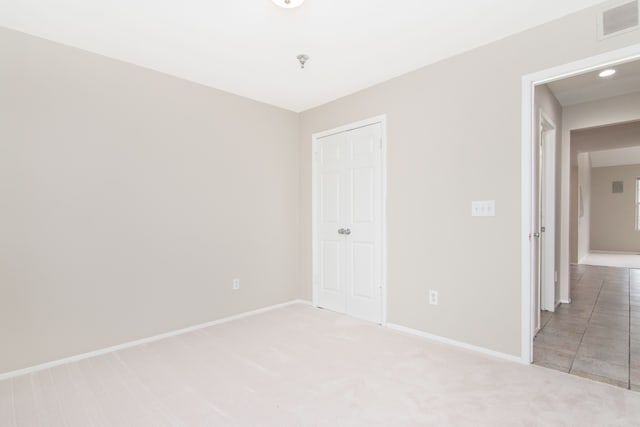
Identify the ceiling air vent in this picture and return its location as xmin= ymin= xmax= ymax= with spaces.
xmin=599 ymin=0 xmax=639 ymax=38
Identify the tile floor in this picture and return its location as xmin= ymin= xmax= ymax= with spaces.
xmin=534 ymin=264 xmax=640 ymax=390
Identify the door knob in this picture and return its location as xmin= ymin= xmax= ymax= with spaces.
xmin=338 ymin=228 xmax=345 ymax=235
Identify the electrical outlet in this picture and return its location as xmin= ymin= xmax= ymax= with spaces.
xmin=429 ymin=289 xmax=438 ymax=305
xmin=232 ymin=278 xmax=240 ymax=290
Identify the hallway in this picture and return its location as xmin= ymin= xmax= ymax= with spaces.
xmin=533 ymin=264 xmax=640 ymax=390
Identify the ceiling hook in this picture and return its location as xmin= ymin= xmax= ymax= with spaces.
xmin=297 ymin=54 xmax=309 ymax=69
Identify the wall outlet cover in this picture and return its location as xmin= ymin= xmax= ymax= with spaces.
xmin=471 ymin=200 xmax=496 ymax=217
xmin=429 ymin=289 xmax=438 ymax=305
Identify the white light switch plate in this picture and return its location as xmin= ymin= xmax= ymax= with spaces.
xmin=471 ymin=200 xmax=495 ymax=217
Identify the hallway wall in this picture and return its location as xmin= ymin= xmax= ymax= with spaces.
xmin=591 ymin=164 xmax=640 ymax=252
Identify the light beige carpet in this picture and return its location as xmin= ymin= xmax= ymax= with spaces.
xmin=1 ymin=303 xmax=639 ymax=426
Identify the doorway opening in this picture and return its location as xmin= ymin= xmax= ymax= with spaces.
xmin=521 ymin=44 xmax=640 ymax=363
xmin=522 ymin=41 xmax=640 ymax=390
xmin=572 ymin=122 xmax=640 ymax=269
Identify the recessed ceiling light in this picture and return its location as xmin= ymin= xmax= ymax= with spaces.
xmin=598 ymin=69 xmax=616 ymax=78
xmin=272 ymin=0 xmax=305 ymax=8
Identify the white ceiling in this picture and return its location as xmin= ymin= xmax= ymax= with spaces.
xmin=547 ymin=59 xmax=640 ymax=106
xmin=0 ymin=0 xmax=607 ymax=112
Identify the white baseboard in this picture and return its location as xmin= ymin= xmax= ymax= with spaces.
xmin=385 ymin=323 xmax=525 ymax=364
xmin=0 ymin=299 xmax=310 ymax=381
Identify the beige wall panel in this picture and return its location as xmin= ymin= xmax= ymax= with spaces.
xmin=0 ymin=27 xmax=300 ymax=374
xmin=591 ymin=165 xmax=640 ymax=252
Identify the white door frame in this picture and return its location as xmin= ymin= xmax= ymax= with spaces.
xmin=521 ymin=43 xmax=640 ymax=363
xmin=311 ymin=114 xmax=388 ymax=324
xmin=539 ymin=110 xmax=556 ymax=313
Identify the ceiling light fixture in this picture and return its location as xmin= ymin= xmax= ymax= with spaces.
xmin=272 ymin=0 xmax=305 ymax=8
xmin=598 ymin=69 xmax=616 ymax=77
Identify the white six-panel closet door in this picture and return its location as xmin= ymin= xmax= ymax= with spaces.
xmin=316 ymin=123 xmax=382 ymax=323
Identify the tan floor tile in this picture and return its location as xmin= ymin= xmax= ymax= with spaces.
xmin=581 ymin=332 xmax=628 ymax=351
xmin=540 ymin=310 xmax=553 ymax=328
xmin=574 ymin=279 xmax=600 ymax=286
xmin=565 ymin=301 xmax=596 ymax=311
xmin=570 ymin=356 xmax=629 ymax=385
xmin=534 ymin=330 xmax=582 ymax=354
xmin=593 ymin=305 xmax=628 ymax=316
xmin=571 ymin=288 xmax=600 ymax=296
xmin=573 ymin=290 xmax=600 ymax=298
xmin=632 ymin=367 xmax=640 ymax=387
xmin=555 ymin=303 xmax=593 ymax=314
xmin=552 ymin=311 xmax=592 ymax=323
xmin=601 ymin=285 xmax=629 ymax=294
xmin=584 ymin=324 xmax=628 ymax=340
xmin=576 ymin=343 xmax=629 ymax=367
xmin=632 ymin=342 xmax=640 ymax=369
xmin=533 ymin=347 xmax=573 ymax=373
xmin=594 ymin=299 xmax=628 ymax=309
xmin=589 ymin=312 xmax=629 ymax=330
xmin=567 ymin=299 xmax=597 ymax=307
xmin=540 ymin=324 xmax=585 ymax=338
xmin=631 ymin=320 xmax=640 ymax=337
xmin=544 ymin=317 xmax=588 ymax=335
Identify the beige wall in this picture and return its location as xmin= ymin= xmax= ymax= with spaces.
xmin=299 ymin=6 xmax=640 ymax=356
xmin=0 ymin=28 xmax=300 ymax=374
xmin=591 ymin=164 xmax=640 ymax=252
